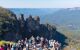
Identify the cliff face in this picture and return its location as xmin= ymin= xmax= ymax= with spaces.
xmin=0 ymin=8 xmax=67 ymax=47
xmin=0 ymin=13 xmax=57 ymax=40
xmin=1 ymin=14 xmax=67 ymax=46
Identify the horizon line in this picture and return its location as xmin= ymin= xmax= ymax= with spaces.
xmin=1 ymin=6 xmax=80 ymax=9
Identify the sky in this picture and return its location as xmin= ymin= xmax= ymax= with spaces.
xmin=0 ymin=0 xmax=80 ymax=8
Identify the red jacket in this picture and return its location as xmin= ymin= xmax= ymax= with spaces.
xmin=0 ymin=47 xmax=4 ymax=50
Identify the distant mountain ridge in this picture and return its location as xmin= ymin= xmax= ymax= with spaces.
xmin=9 ymin=8 xmax=59 ymax=16
xmin=9 ymin=8 xmax=80 ymax=29
xmin=45 ymin=8 xmax=80 ymax=29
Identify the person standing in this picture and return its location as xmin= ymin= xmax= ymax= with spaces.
xmin=36 ymin=36 xmax=40 ymax=44
xmin=0 ymin=45 xmax=4 ymax=50
xmin=23 ymin=45 xmax=26 ymax=50
xmin=3 ymin=44 xmax=7 ymax=50
xmin=55 ymin=41 xmax=60 ymax=50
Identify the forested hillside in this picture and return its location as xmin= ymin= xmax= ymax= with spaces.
xmin=0 ymin=7 xmax=16 ymax=34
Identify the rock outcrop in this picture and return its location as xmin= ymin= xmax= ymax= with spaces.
xmin=0 ymin=8 xmax=67 ymax=47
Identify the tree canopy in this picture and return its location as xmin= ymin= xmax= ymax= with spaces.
xmin=0 ymin=7 xmax=16 ymax=22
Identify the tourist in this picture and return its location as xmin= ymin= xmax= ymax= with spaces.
xmin=43 ymin=45 xmax=48 ymax=50
xmin=4 ymin=44 xmax=7 ymax=50
xmin=0 ymin=36 xmax=61 ymax=50
xmin=0 ymin=45 xmax=4 ymax=50
xmin=23 ymin=45 xmax=26 ymax=50
xmin=36 ymin=36 xmax=40 ymax=44
xmin=55 ymin=41 xmax=60 ymax=50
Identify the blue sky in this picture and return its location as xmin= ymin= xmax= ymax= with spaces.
xmin=0 ymin=0 xmax=80 ymax=8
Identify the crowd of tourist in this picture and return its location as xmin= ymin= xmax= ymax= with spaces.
xmin=0 ymin=36 xmax=61 ymax=50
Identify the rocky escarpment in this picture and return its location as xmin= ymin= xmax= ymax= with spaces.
xmin=0 ymin=7 xmax=67 ymax=48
